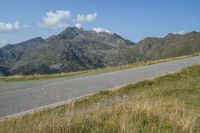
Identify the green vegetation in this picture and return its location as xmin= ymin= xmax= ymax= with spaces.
xmin=0 ymin=54 xmax=198 ymax=82
xmin=1 ymin=64 xmax=200 ymax=133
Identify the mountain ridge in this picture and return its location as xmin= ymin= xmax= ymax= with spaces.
xmin=0 ymin=27 xmax=200 ymax=75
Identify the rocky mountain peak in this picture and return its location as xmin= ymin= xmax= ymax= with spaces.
xmin=58 ymin=27 xmax=84 ymax=40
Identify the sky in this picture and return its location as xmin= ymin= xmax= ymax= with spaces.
xmin=0 ymin=0 xmax=200 ymax=47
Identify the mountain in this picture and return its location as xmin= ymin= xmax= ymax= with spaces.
xmin=0 ymin=27 xmax=135 ymax=75
xmin=0 ymin=27 xmax=200 ymax=76
xmin=135 ymin=31 xmax=200 ymax=60
xmin=0 ymin=37 xmax=46 ymax=75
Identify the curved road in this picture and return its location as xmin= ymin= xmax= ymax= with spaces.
xmin=0 ymin=56 xmax=200 ymax=118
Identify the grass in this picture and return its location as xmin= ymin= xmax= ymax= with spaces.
xmin=0 ymin=64 xmax=200 ymax=133
xmin=0 ymin=53 xmax=199 ymax=82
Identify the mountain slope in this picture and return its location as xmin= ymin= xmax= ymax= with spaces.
xmin=135 ymin=31 xmax=200 ymax=60
xmin=0 ymin=37 xmax=46 ymax=75
xmin=0 ymin=27 xmax=200 ymax=75
xmin=0 ymin=27 xmax=135 ymax=75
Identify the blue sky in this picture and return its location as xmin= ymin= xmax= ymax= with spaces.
xmin=0 ymin=0 xmax=200 ymax=47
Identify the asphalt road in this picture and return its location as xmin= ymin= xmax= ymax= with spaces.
xmin=0 ymin=56 xmax=200 ymax=118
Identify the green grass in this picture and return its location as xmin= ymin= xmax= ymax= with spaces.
xmin=0 ymin=54 xmax=199 ymax=82
xmin=1 ymin=64 xmax=200 ymax=133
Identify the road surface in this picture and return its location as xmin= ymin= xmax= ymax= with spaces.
xmin=0 ymin=56 xmax=200 ymax=118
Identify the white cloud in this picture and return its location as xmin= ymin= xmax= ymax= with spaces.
xmin=0 ymin=21 xmax=20 ymax=33
xmin=77 ymin=13 xmax=97 ymax=23
xmin=75 ymin=23 xmax=82 ymax=29
xmin=39 ymin=10 xmax=97 ymax=29
xmin=39 ymin=10 xmax=71 ymax=29
xmin=75 ymin=12 xmax=97 ymax=28
xmin=92 ymin=27 xmax=111 ymax=34
xmin=173 ymin=30 xmax=186 ymax=35
xmin=0 ymin=41 xmax=7 ymax=47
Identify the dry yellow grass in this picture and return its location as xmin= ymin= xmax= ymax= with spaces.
xmin=0 ymin=64 xmax=200 ymax=133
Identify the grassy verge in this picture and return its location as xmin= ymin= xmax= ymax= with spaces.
xmin=0 ymin=64 xmax=200 ymax=133
xmin=0 ymin=53 xmax=199 ymax=82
